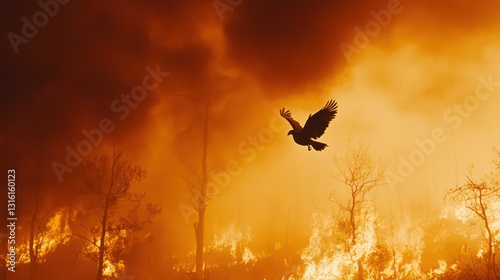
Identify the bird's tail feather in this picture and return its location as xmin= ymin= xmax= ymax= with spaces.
xmin=311 ymin=140 xmax=328 ymax=151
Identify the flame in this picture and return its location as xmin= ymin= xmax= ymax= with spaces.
xmin=209 ymin=223 xmax=256 ymax=266
xmin=301 ymin=204 xmax=379 ymax=279
xmin=170 ymin=197 xmax=500 ymax=278
xmin=426 ymin=259 xmax=460 ymax=278
xmin=298 ymin=205 xmax=467 ymax=279
xmin=382 ymin=216 xmax=426 ymax=278
xmin=430 ymin=259 xmax=447 ymax=275
xmin=103 ymin=259 xmax=125 ymax=278
xmin=86 ymin=229 xmax=127 ymax=278
xmin=172 ymin=248 xmax=196 ymax=273
xmin=442 ymin=201 xmax=500 ymax=260
xmin=17 ymin=209 xmax=71 ymax=264
xmin=242 ymin=247 xmax=255 ymax=265
xmin=441 ymin=204 xmax=475 ymax=224
xmin=174 ymin=223 xmax=258 ymax=273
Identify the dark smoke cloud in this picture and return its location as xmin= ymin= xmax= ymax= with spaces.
xmin=0 ymin=0 xmax=215 ymax=212
xmin=223 ymin=0 xmax=389 ymax=95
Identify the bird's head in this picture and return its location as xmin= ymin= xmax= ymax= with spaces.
xmin=287 ymin=130 xmax=294 ymax=136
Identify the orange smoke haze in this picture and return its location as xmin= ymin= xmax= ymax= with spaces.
xmin=2 ymin=0 xmax=500 ymax=279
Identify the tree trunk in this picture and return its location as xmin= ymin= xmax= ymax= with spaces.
xmin=97 ymin=203 xmax=109 ymax=280
xmin=485 ymin=220 xmax=496 ymax=279
xmin=479 ymin=192 xmax=496 ymax=279
xmin=195 ymin=103 xmax=209 ymax=279
xmin=97 ymin=148 xmax=117 ymax=280
xmin=350 ymin=199 xmax=363 ymax=280
xmin=352 ymin=214 xmax=364 ymax=280
xmin=195 ymin=210 xmax=205 ymax=279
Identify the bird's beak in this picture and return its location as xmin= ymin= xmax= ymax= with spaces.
xmin=287 ymin=131 xmax=291 ymax=136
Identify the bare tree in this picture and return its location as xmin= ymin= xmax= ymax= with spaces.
xmin=447 ymin=151 xmax=500 ymax=280
xmin=168 ymin=93 xmax=212 ymax=279
xmin=185 ymin=102 xmax=210 ymax=280
xmin=329 ymin=142 xmax=385 ymax=280
xmin=76 ymin=148 xmax=161 ymax=280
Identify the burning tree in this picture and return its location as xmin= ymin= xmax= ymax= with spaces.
xmin=172 ymin=94 xmax=211 ymax=279
xmin=18 ymin=208 xmax=72 ymax=273
xmin=447 ymin=148 xmax=500 ymax=279
xmin=75 ymin=148 xmax=161 ymax=280
xmin=196 ymin=102 xmax=209 ymax=280
xmin=328 ymin=142 xmax=385 ymax=280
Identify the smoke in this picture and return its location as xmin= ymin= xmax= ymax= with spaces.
xmin=2 ymin=0 xmax=500 ymax=276
xmin=223 ymin=0 xmax=391 ymax=94
xmin=0 ymin=1 xmax=212 ymax=203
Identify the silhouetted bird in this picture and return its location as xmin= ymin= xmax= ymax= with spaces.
xmin=280 ymin=100 xmax=338 ymax=151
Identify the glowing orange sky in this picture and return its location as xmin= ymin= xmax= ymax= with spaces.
xmin=2 ymin=0 xmax=500 ymax=276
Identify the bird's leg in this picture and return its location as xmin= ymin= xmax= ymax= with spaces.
xmin=307 ymin=145 xmax=311 ymax=151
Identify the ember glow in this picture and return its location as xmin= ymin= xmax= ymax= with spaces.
xmin=17 ymin=209 xmax=71 ymax=264
xmin=209 ymin=224 xmax=256 ymax=266
xmin=2 ymin=0 xmax=500 ymax=279
xmin=85 ymin=230 xmax=127 ymax=278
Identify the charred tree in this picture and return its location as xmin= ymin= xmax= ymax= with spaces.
xmin=171 ymin=94 xmax=212 ymax=280
xmin=194 ymin=104 xmax=209 ymax=280
xmin=76 ymin=148 xmax=161 ymax=280
xmin=329 ymin=142 xmax=385 ymax=280
xmin=447 ymin=173 xmax=500 ymax=279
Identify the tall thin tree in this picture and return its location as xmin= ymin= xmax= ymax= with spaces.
xmin=194 ymin=102 xmax=209 ymax=279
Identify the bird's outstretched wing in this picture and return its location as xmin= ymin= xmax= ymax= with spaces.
xmin=301 ymin=100 xmax=338 ymax=139
xmin=280 ymin=108 xmax=302 ymax=132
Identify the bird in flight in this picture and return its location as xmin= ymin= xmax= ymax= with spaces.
xmin=280 ymin=100 xmax=338 ymax=151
